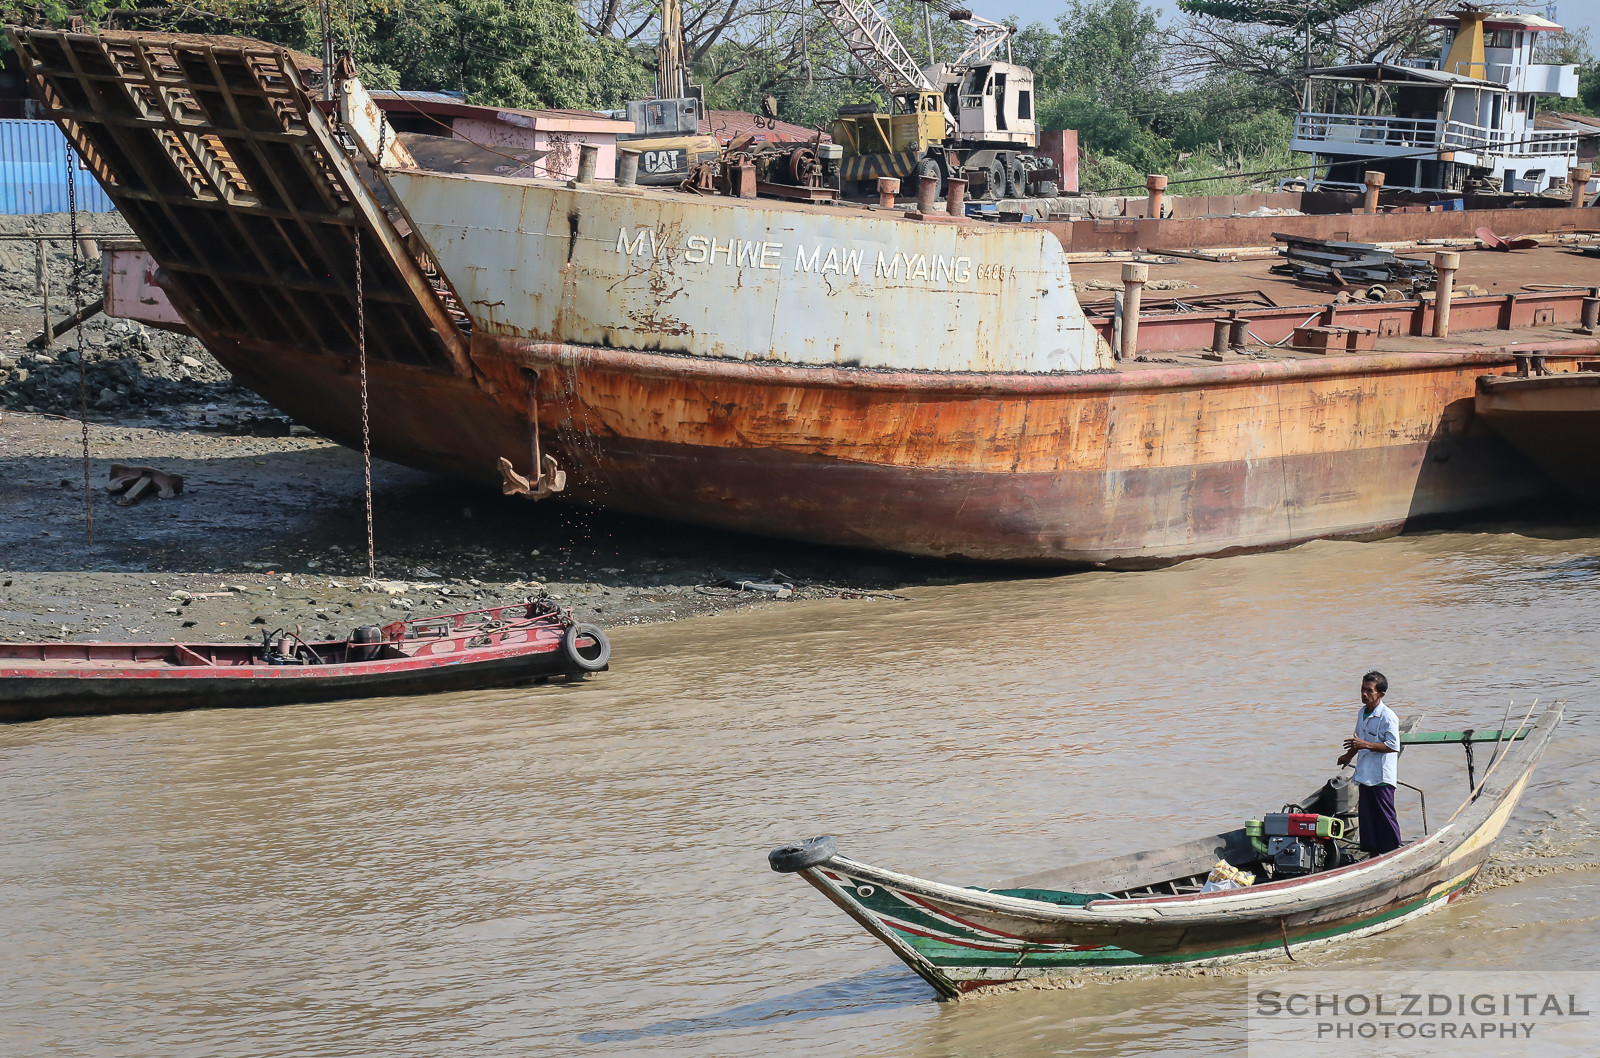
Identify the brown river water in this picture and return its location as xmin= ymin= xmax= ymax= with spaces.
xmin=3 ymin=528 xmax=1597 ymax=1056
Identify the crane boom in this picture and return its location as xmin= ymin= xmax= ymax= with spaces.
xmin=813 ymin=0 xmax=954 ymax=125
xmin=950 ymin=11 xmax=1012 ymax=66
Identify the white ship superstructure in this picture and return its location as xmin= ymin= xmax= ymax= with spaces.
xmin=1290 ymin=8 xmax=1582 ymax=193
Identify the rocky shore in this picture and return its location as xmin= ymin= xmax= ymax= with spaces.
xmin=1 ymin=212 xmax=264 ymax=421
xmin=0 ymin=213 xmax=979 ymax=646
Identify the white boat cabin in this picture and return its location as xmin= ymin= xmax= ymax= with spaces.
xmin=1289 ymin=8 xmax=1583 ymax=194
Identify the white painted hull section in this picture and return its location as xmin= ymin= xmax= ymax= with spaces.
xmin=386 ymin=169 xmax=1108 ymax=374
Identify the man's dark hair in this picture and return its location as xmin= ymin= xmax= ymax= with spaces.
xmin=1363 ymin=670 xmax=1388 ymax=694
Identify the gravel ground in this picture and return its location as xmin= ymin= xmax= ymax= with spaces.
xmin=1 ymin=212 xmax=267 ymax=421
xmin=0 ymin=409 xmax=972 ymax=644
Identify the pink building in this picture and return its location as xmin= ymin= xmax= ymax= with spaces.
xmin=370 ymin=91 xmax=634 ymax=180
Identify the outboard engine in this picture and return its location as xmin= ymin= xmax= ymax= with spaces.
xmin=1267 ymin=834 xmax=1322 ymax=875
xmin=349 ymin=624 xmax=383 ymax=662
xmin=1256 ymin=812 xmax=1345 ymax=877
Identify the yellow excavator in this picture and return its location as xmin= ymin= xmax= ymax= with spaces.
xmin=817 ymin=0 xmax=1054 ymax=200
xmin=615 ymin=0 xmax=722 ymax=185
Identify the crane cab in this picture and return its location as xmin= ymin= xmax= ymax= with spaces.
xmin=927 ymin=61 xmax=1037 ymax=148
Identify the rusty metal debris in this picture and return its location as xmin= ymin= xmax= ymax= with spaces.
xmin=106 ymin=464 xmax=184 ymax=505
xmin=1474 ymin=227 xmax=1541 ymax=252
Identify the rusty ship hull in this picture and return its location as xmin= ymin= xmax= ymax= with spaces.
xmin=215 ymin=334 xmax=1547 ymax=565
xmin=15 ymin=30 xmax=1589 ymax=566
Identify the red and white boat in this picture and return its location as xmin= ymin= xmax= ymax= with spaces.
xmin=0 ymin=601 xmax=610 ymax=723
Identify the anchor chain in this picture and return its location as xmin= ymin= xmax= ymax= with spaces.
xmin=66 ymin=151 xmax=92 ymax=543
xmin=355 ymin=225 xmax=375 ymax=582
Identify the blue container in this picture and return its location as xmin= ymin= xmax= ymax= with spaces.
xmin=1437 ymin=198 xmax=1465 ymax=212
xmin=1 ymin=119 xmax=117 ymax=215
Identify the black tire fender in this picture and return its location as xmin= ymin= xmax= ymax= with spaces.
xmin=562 ymin=623 xmax=611 ymax=672
xmin=768 ymin=835 xmax=838 ymax=873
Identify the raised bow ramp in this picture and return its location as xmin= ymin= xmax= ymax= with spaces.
xmin=9 ymin=30 xmax=470 ymax=375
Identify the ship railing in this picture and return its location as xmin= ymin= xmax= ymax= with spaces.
xmin=1441 ymin=122 xmax=1580 ymax=158
xmin=1436 ymin=61 xmax=1515 ymax=83
xmin=1293 ymin=112 xmax=1442 ymax=148
xmin=1294 ymin=113 xmax=1578 ymax=160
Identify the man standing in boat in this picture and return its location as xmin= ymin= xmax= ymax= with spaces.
xmin=1338 ymin=671 xmax=1403 ymax=855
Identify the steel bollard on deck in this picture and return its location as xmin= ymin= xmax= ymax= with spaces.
xmin=945 ymin=177 xmax=967 ymax=217
xmin=615 ymin=148 xmax=640 ymax=188
xmin=1120 ymin=263 xmax=1149 ymax=361
xmin=1432 ymin=251 xmax=1460 ymax=339
xmin=1146 ymin=174 xmax=1168 ymax=220
xmin=1363 ymin=170 xmax=1385 ymax=214
xmin=1581 ymin=287 xmax=1599 ymax=336
xmin=1571 ymin=167 xmax=1593 ymax=209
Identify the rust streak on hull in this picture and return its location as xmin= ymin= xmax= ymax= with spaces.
xmin=199 ymin=330 xmax=1592 ymax=566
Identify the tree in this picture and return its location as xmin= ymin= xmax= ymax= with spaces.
xmin=1013 ymin=0 xmax=1173 ymax=171
xmin=1014 ymin=0 xmax=1165 ymax=106
xmin=360 ymin=0 xmax=647 ymax=109
xmin=1173 ymin=0 xmax=1455 ymax=105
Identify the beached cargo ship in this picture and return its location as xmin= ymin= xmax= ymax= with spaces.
xmin=12 ymin=29 xmax=1600 ymax=565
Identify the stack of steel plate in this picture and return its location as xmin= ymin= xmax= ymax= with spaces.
xmin=1270 ymin=232 xmax=1437 ymax=289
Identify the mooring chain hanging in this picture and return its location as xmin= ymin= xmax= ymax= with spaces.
xmin=355 ymin=224 xmax=375 ymax=583
xmin=66 ymin=151 xmax=93 ymax=543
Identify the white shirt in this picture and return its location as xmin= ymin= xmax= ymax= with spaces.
xmin=1353 ymin=700 xmax=1400 ymax=787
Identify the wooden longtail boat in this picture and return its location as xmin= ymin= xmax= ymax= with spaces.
xmin=769 ymin=704 xmax=1560 ymax=998
xmin=0 ymin=602 xmax=610 ymax=723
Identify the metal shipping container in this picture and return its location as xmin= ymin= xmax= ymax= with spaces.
xmin=1 ymin=119 xmax=116 ymax=215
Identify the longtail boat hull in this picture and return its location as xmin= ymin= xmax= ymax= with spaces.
xmin=773 ymin=707 xmax=1559 ymax=998
xmin=0 ymin=603 xmax=610 ymax=724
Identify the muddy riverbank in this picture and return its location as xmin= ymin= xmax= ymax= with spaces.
xmin=0 ymin=409 xmax=954 ymax=643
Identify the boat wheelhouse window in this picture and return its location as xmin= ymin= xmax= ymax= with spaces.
xmin=1486 ymin=30 xmax=1515 ymax=49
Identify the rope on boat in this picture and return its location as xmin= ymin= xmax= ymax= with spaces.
xmin=1451 ymin=698 xmax=1540 ymax=820
xmin=1279 ymin=918 xmax=1296 ymax=962
xmin=1482 ymin=698 xmax=1518 ymax=782
xmin=66 ymin=151 xmax=93 ymax=543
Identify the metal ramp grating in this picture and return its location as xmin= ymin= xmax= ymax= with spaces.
xmin=8 ymin=29 xmax=470 ymax=375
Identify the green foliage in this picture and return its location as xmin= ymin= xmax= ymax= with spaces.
xmin=1014 ymin=0 xmax=1165 ymax=105
xmin=1 ymin=0 xmax=137 ymax=49
xmin=359 ymin=0 xmax=648 ymax=109
xmin=1018 ymin=0 xmax=1170 ymax=174
xmin=5 ymin=0 xmax=647 ymax=110
xmin=1581 ymin=62 xmax=1600 ymax=117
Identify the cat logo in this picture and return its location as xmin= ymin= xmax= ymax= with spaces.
xmin=640 ymin=148 xmax=686 ymax=176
